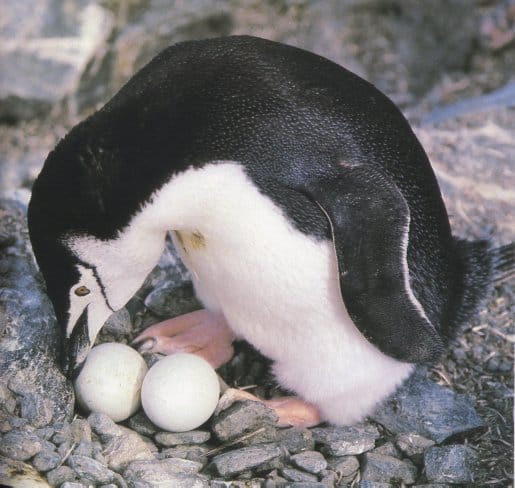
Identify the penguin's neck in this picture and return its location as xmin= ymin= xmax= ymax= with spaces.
xmin=66 ymin=161 xmax=266 ymax=310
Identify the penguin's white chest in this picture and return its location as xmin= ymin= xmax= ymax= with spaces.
xmin=160 ymin=162 xmax=414 ymax=425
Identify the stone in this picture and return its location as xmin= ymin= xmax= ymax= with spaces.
xmin=46 ymin=465 xmax=77 ymax=487
xmin=290 ymin=450 xmax=327 ymax=474
xmin=35 ymin=426 xmax=55 ymax=440
xmin=0 ymin=429 xmax=42 ymax=460
xmin=70 ymin=418 xmax=92 ymax=443
xmin=370 ymin=370 xmax=485 ymax=444
xmin=211 ymin=443 xmax=284 ymax=477
xmin=319 ymin=469 xmax=339 ymax=486
xmin=32 ymin=449 xmax=61 ymax=472
xmin=424 ymin=445 xmax=478 ymax=484
xmin=73 ymin=440 xmax=93 ymax=457
xmin=103 ymin=426 xmax=155 ymax=472
xmin=396 ymin=433 xmax=435 ymax=464
xmin=88 ymin=412 xmax=122 ymax=440
xmin=0 ymin=415 xmax=28 ymax=433
xmin=19 ymin=392 xmax=53 ymax=428
xmin=280 ymin=467 xmax=319 ymax=483
xmin=52 ymin=422 xmax=72 ymax=444
xmin=100 ymin=307 xmax=132 ymax=339
xmin=127 ymin=411 xmax=158 ymax=437
xmin=0 ymin=1 xmax=114 ymax=122
xmin=361 ymin=452 xmax=417 ymax=485
xmin=0 ymin=383 xmax=17 ymax=414
xmin=311 ymin=423 xmax=380 ymax=456
xmin=0 ymin=200 xmax=74 ymax=425
xmin=212 ymin=400 xmax=278 ymax=444
xmin=358 ymin=482 xmax=394 ymax=488
xmin=326 ymin=455 xmax=360 ymax=478
xmin=144 ymin=282 xmax=200 ymax=318
xmin=372 ymin=442 xmax=401 ymax=459
xmin=277 ymin=428 xmax=315 ymax=454
xmin=155 ymin=429 xmax=211 ymax=446
xmin=123 ymin=458 xmax=206 ymax=487
xmin=160 ymin=445 xmax=210 ymax=466
xmin=67 ymin=455 xmax=116 ymax=485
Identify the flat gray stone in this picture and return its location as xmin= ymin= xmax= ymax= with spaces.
xmin=277 ymin=428 xmax=315 ymax=454
xmin=212 ymin=400 xmax=278 ymax=444
xmin=88 ymin=412 xmax=122 ymax=440
xmin=127 ymin=411 xmax=157 ymax=437
xmin=46 ymin=465 xmax=77 ymax=487
xmin=161 ymin=445 xmax=210 ymax=466
xmin=52 ymin=422 xmax=72 ymax=444
xmin=311 ymin=423 xmax=380 ymax=456
xmin=72 ymin=440 xmax=93 ymax=457
xmin=0 ymin=429 xmax=42 ymax=460
xmin=103 ymin=426 xmax=155 ymax=472
xmin=372 ymin=442 xmax=401 ymax=459
xmin=370 ymin=370 xmax=485 ymax=443
xmin=424 ymin=445 xmax=478 ymax=484
xmin=362 ymin=452 xmax=418 ymax=485
xmin=280 ymin=467 xmax=319 ymax=482
xmin=211 ymin=443 xmax=284 ymax=477
xmin=359 ymin=482 xmax=394 ymax=488
xmin=144 ymin=282 xmax=200 ymax=318
xmin=155 ymin=429 xmax=211 ymax=446
xmin=291 ymin=450 xmax=327 ymax=474
xmin=326 ymin=455 xmax=360 ymax=477
xmin=19 ymin=392 xmax=53 ymax=428
xmin=101 ymin=307 xmax=132 ymax=339
xmin=70 ymin=418 xmax=92 ymax=443
xmin=123 ymin=458 xmax=206 ymax=487
xmin=67 ymin=455 xmax=115 ymax=484
xmin=32 ymin=449 xmax=61 ymax=472
xmin=396 ymin=432 xmax=435 ymax=463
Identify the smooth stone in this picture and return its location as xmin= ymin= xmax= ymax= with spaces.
xmin=211 ymin=443 xmax=284 ymax=477
xmin=212 ymin=400 xmax=278 ymax=444
xmin=358 ymin=482 xmax=394 ymax=488
xmin=72 ymin=440 xmax=93 ymax=458
xmin=144 ymin=282 xmax=200 ymax=318
xmin=19 ymin=392 xmax=53 ymax=428
xmin=361 ymin=452 xmax=417 ymax=485
xmin=326 ymin=455 xmax=360 ymax=477
xmin=370 ymin=370 xmax=485 ymax=443
xmin=424 ymin=445 xmax=477 ymax=484
xmin=32 ymin=449 xmax=61 ymax=472
xmin=372 ymin=442 xmax=402 ymax=459
xmin=67 ymin=455 xmax=115 ymax=485
xmin=70 ymin=418 xmax=92 ymax=444
xmin=46 ymin=465 xmax=77 ymax=487
xmin=311 ymin=423 xmax=380 ymax=456
xmin=52 ymin=422 xmax=72 ymax=444
xmin=290 ymin=450 xmax=327 ymax=474
xmin=280 ymin=467 xmax=319 ymax=482
xmin=87 ymin=412 xmax=122 ymax=440
xmin=0 ymin=429 xmax=42 ymax=460
xmin=396 ymin=432 xmax=435 ymax=464
xmin=123 ymin=458 xmax=206 ymax=487
xmin=277 ymin=428 xmax=315 ymax=454
xmin=126 ymin=411 xmax=158 ymax=437
xmin=103 ymin=426 xmax=155 ymax=472
xmin=160 ymin=445 xmax=210 ymax=466
xmin=154 ymin=429 xmax=211 ymax=446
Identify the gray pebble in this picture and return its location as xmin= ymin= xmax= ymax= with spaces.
xmin=280 ymin=467 xmax=319 ymax=482
xmin=372 ymin=442 xmax=401 ymax=459
xmin=424 ymin=445 xmax=477 ymax=484
xmin=144 ymin=282 xmax=200 ymax=318
xmin=155 ymin=429 xmax=211 ymax=446
xmin=103 ymin=427 xmax=155 ymax=472
xmin=92 ymin=440 xmax=108 ymax=465
xmin=396 ymin=432 xmax=435 ymax=464
xmin=326 ymin=455 xmax=360 ymax=478
xmin=67 ymin=454 xmax=116 ymax=484
xmin=370 ymin=371 xmax=484 ymax=443
xmin=19 ymin=392 xmax=53 ymax=428
xmin=319 ymin=469 xmax=339 ymax=486
xmin=362 ymin=452 xmax=417 ymax=485
xmin=46 ymin=465 xmax=77 ymax=487
xmin=126 ymin=411 xmax=157 ymax=436
xmin=0 ymin=429 xmax=42 ymax=460
xmin=0 ymin=383 xmax=17 ymax=414
xmin=70 ymin=418 xmax=92 ymax=443
xmin=311 ymin=423 xmax=380 ymax=456
xmin=277 ymin=428 xmax=315 ymax=454
xmin=358 ymin=482 xmax=394 ymax=488
xmin=102 ymin=307 xmax=132 ymax=338
xmin=211 ymin=443 xmax=284 ymax=477
xmin=0 ymin=415 xmax=28 ymax=433
xmin=211 ymin=481 xmax=264 ymax=487
xmin=212 ymin=400 xmax=278 ymax=444
xmin=60 ymin=482 xmax=87 ymax=488
xmin=123 ymin=458 xmax=206 ymax=487
xmin=32 ymin=449 xmax=61 ymax=472
xmin=35 ymin=426 xmax=55 ymax=440
xmin=58 ymin=440 xmax=74 ymax=458
xmin=160 ymin=444 xmax=210 ymax=466
xmin=52 ymin=422 xmax=72 ymax=444
xmin=88 ymin=412 xmax=121 ymax=440
xmin=73 ymin=440 xmax=93 ymax=457
xmin=290 ymin=450 xmax=327 ymax=474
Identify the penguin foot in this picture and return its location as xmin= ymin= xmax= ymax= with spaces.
xmin=216 ymin=388 xmax=322 ymax=428
xmin=132 ymin=309 xmax=234 ymax=368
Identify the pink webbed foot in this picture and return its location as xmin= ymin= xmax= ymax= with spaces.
xmin=217 ymin=388 xmax=322 ymax=428
xmin=132 ymin=309 xmax=234 ymax=369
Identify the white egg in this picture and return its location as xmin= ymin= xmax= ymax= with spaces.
xmin=74 ymin=343 xmax=148 ymax=422
xmin=141 ymin=353 xmax=220 ymax=432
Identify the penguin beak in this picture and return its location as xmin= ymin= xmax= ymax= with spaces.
xmin=62 ymin=306 xmax=91 ymax=380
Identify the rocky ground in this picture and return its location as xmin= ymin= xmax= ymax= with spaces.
xmin=1 ymin=0 xmax=514 ymax=487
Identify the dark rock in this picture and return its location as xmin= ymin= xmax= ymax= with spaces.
xmin=277 ymin=428 xmax=315 ymax=454
xmin=211 ymin=443 xmax=284 ymax=477
xmin=155 ymin=429 xmax=211 ymax=446
xmin=88 ymin=412 xmax=122 ymax=440
xmin=396 ymin=433 xmax=435 ymax=464
xmin=0 ymin=429 xmax=42 ymax=460
xmin=372 ymin=441 xmax=401 ymax=459
xmin=46 ymin=465 xmax=77 ymax=487
xmin=67 ymin=454 xmax=115 ymax=484
xmin=358 ymin=482 xmax=394 ymax=488
xmin=73 ymin=440 xmax=93 ymax=457
xmin=0 ymin=415 xmax=28 ymax=433
xmin=212 ymin=400 xmax=278 ymax=444
xmin=123 ymin=458 xmax=206 ymax=487
xmin=211 ymin=481 xmax=264 ymax=488
xmin=0 ymin=383 xmax=16 ymax=414
xmin=70 ymin=418 xmax=92 ymax=443
xmin=100 ymin=307 xmax=132 ymax=340
xmin=290 ymin=450 xmax=327 ymax=474
xmin=424 ymin=445 xmax=478 ymax=484
xmin=61 ymin=483 xmax=88 ymax=488
xmin=319 ymin=469 xmax=339 ymax=486
xmin=52 ymin=421 xmax=72 ymax=444
xmin=361 ymin=452 xmax=417 ymax=485
xmin=160 ymin=445 xmax=210 ymax=466
xmin=35 ymin=426 xmax=55 ymax=440
xmin=326 ymin=455 xmax=360 ymax=478
xmin=32 ymin=449 xmax=61 ymax=472
xmin=280 ymin=467 xmax=319 ymax=482
xmin=103 ymin=426 xmax=155 ymax=472
xmin=0 ymin=200 xmax=74 ymax=424
xmin=144 ymin=282 xmax=200 ymax=318
xmin=126 ymin=411 xmax=158 ymax=437
xmin=370 ymin=370 xmax=485 ymax=443
xmin=0 ymin=1 xmax=114 ymax=122
xmin=311 ymin=423 xmax=380 ymax=456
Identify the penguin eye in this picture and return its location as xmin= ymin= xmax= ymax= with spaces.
xmin=74 ymin=286 xmax=90 ymax=297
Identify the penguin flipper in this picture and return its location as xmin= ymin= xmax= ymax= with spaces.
xmin=305 ymin=164 xmax=444 ymax=364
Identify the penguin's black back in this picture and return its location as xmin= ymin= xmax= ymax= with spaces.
xmin=29 ymin=36 xmax=495 ymax=344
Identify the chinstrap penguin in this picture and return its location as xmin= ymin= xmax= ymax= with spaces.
xmin=28 ymin=36 xmax=515 ymax=426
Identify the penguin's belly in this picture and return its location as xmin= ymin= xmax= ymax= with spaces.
xmin=166 ymin=163 xmax=414 ymax=425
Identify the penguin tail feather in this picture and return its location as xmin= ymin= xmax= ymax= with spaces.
xmin=452 ymin=239 xmax=515 ymax=329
